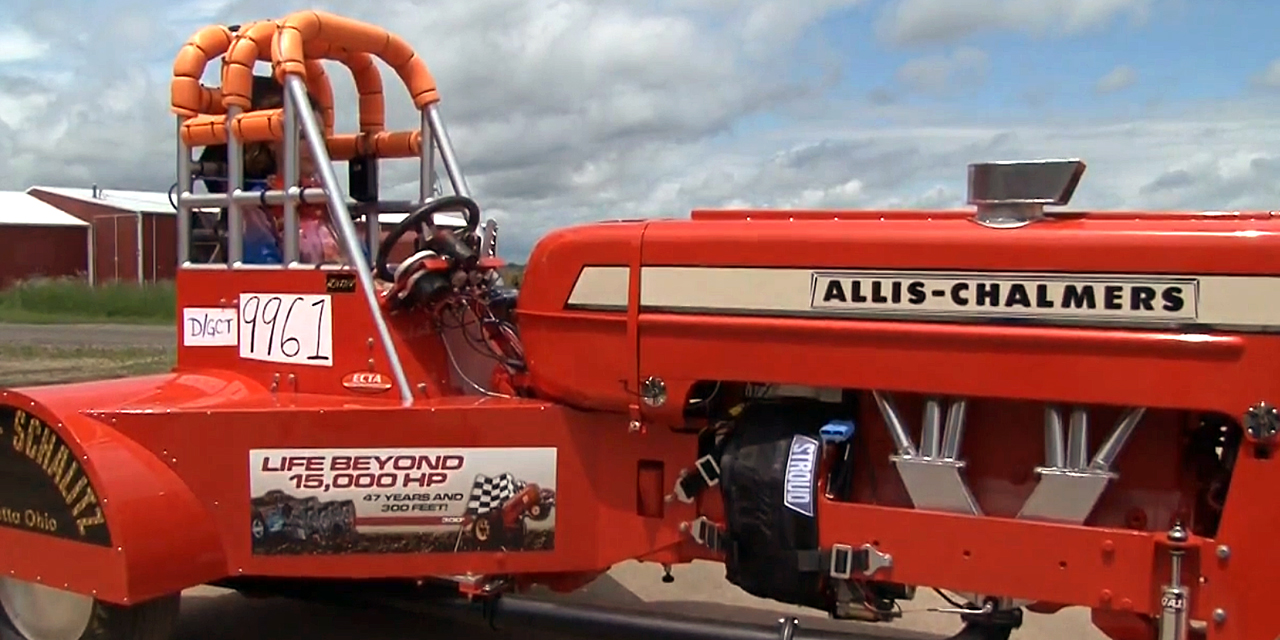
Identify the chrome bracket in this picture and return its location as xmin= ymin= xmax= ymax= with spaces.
xmin=872 ymin=392 xmax=981 ymax=515
xmin=1017 ymin=406 xmax=1145 ymax=524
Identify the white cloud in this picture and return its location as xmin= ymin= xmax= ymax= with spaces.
xmin=0 ymin=25 xmax=48 ymax=63
xmin=1253 ymin=59 xmax=1280 ymax=89
xmin=737 ymin=0 xmax=867 ymax=53
xmin=1095 ymin=65 xmax=1138 ymax=94
xmin=896 ymin=47 xmax=990 ymax=96
xmin=875 ymin=0 xmax=1155 ymax=46
xmin=0 ymin=0 xmax=1278 ymax=260
xmin=0 ymin=0 xmax=848 ymax=252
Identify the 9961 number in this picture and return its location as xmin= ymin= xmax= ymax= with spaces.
xmin=238 ymin=293 xmax=333 ymax=366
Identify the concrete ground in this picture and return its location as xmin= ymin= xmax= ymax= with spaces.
xmin=550 ymin=561 xmax=1105 ymax=639
xmin=0 ymin=323 xmax=1104 ymax=639
xmin=171 ymin=561 xmax=1105 ymax=640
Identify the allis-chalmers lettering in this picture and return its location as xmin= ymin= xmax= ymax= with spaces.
xmin=0 ymin=407 xmax=111 ymax=546
xmin=811 ymin=271 xmax=1198 ymax=322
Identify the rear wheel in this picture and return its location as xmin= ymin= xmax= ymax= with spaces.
xmin=0 ymin=579 xmax=179 ymax=640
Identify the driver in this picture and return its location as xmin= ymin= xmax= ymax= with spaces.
xmin=239 ymin=81 xmax=343 ymax=265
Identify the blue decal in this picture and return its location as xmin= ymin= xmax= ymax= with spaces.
xmin=820 ymin=420 xmax=856 ymax=445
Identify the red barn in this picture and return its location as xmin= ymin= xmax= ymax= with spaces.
xmin=26 ymin=186 xmax=178 ymax=285
xmin=25 ymin=185 xmax=466 ymax=281
xmin=0 ymin=192 xmax=91 ymax=289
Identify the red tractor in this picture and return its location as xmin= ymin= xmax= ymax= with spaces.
xmin=0 ymin=9 xmax=1273 ymax=640
xmin=464 ymin=481 xmax=555 ymax=551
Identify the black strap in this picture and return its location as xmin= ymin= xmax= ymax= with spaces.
xmin=690 ymin=517 xmax=730 ymax=554
xmin=673 ymin=424 xmax=736 ymax=504
xmin=674 ymin=453 xmax=723 ymax=503
xmin=795 ymin=549 xmax=829 ymax=573
xmin=689 ymin=517 xmax=868 ymax=579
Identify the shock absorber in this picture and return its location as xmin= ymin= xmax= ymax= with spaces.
xmin=1159 ymin=523 xmax=1190 ymax=640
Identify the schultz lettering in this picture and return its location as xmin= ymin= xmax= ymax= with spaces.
xmin=0 ymin=408 xmax=112 ymax=546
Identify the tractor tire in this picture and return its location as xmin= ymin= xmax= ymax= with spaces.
xmin=717 ymin=399 xmax=839 ymax=611
xmin=249 ymin=511 xmax=266 ymax=541
xmin=0 ymin=579 xmax=180 ymax=640
xmin=470 ymin=513 xmax=506 ymax=550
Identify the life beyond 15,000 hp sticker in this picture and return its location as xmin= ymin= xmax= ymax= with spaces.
xmin=0 ymin=406 xmax=111 ymax=547
xmin=248 ymin=447 xmax=557 ymax=555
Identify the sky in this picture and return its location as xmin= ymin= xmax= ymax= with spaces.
xmin=2 ymin=0 xmax=1280 ymax=260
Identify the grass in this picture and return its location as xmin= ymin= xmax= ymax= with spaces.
xmin=0 ymin=278 xmax=176 ymax=325
xmin=0 ymin=269 xmax=520 ymax=326
xmin=0 ymin=343 xmax=176 ymax=387
xmin=499 ymin=263 xmax=525 ymax=288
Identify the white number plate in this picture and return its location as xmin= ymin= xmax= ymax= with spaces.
xmin=238 ymin=293 xmax=334 ymax=367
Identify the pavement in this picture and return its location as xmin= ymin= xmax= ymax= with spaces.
xmin=170 ymin=561 xmax=1105 ymax=640
xmin=0 ymin=323 xmax=1105 ymax=640
xmin=0 ymin=323 xmax=175 ymax=348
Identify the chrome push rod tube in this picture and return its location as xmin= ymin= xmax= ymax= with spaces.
xmin=420 ymin=107 xmax=436 ymax=202
xmin=1066 ymin=407 xmax=1089 ymax=470
xmin=181 ymin=189 xmax=330 ymax=208
xmin=939 ymin=399 xmax=967 ymax=460
xmin=427 ymin=103 xmax=470 ymax=199
xmin=1044 ymin=406 xmax=1066 ymax=469
xmin=286 ymin=75 xmax=413 ymax=406
xmin=225 ymin=105 xmax=245 ymax=264
xmin=281 ymin=86 xmax=300 ymax=264
xmin=872 ymin=391 xmax=918 ymax=457
xmin=1090 ymin=407 xmax=1147 ymax=472
xmin=920 ymin=398 xmax=942 ymax=459
xmin=176 ymin=117 xmax=192 ymax=266
xmin=179 ymin=190 xmax=420 ymax=213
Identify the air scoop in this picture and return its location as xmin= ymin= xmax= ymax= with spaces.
xmin=967 ymin=158 xmax=1086 ymax=228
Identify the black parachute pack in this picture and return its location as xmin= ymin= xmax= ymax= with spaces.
xmin=715 ymin=400 xmax=841 ymax=611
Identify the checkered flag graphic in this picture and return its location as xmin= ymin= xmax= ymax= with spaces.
xmin=466 ymin=473 xmax=521 ymax=515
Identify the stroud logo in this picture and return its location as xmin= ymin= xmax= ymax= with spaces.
xmin=809 ymin=270 xmax=1200 ymax=324
xmin=783 ymin=435 xmax=820 ymax=518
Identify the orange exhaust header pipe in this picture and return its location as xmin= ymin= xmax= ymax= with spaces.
xmin=169 ymin=11 xmax=438 ymax=158
xmin=272 ymin=10 xmax=440 ymax=110
xmin=170 ymin=25 xmax=233 ymax=117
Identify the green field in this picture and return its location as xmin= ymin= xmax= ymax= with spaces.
xmin=0 ymin=279 xmax=177 ymax=385
xmin=0 ymin=278 xmax=176 ymax=325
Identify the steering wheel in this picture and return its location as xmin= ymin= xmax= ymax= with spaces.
xmin=375 ymin=195 xmax=482 ymax=282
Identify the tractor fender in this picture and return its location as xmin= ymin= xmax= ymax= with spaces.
xmin=0 ymin=386 xmax=227 ymax=605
